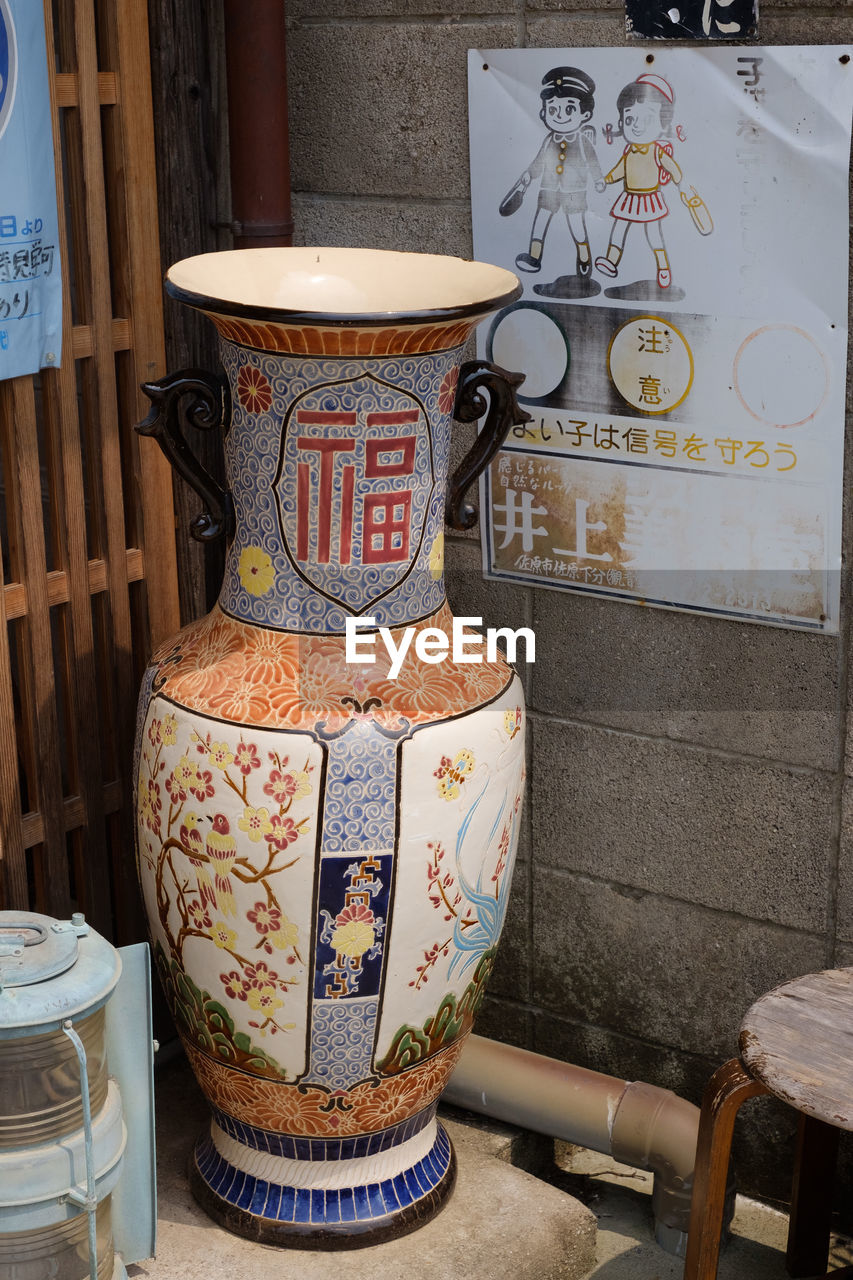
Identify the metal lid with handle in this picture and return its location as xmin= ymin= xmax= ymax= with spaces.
xmin=0 ymin=910 xmax=121 ymax=1034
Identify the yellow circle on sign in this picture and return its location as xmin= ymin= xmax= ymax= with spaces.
xmin=607 ymin=315 xmax=694 ymax=416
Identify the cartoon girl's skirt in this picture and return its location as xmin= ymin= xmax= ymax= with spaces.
xmin=611 ymin=189 xmax=668 ymax=222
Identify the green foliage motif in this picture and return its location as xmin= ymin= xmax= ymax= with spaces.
xmin=377 ymin=949 xmax=496 ymax=1076
xmin=155 ymin=943 xmax=287 ymax=1080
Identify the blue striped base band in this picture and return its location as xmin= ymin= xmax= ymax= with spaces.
xmin=190 ymin=1118 xmax=456 ymax=1247
xmin=210 ymin=1099 xmax=438 ymax=1163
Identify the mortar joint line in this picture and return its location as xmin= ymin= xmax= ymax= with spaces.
xmin=290 ymin=13 xmax=524 ymax=28
xmin=292 ymin=189 xmax=471 ymax=209
xmin=515 ymin=996 xmax=746 ymax=1070
xmin=484 ymin=990 xmax=741 ymax=1070
xmin=527 ymin=705 xmax=839 ymax=779
xmin=536 ymin=864 xmax=828 ymax=940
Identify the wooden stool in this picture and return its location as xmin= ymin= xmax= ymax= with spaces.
xmin=684 ymin=968 xmax=853 ymax=1280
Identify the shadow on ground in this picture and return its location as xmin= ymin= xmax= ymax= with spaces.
xmin=549 ymin=1148 xmax=852 ymax=1280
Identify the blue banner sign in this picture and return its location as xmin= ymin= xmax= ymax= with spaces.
xmin=0 ymin=0 xmax=62 ymax=380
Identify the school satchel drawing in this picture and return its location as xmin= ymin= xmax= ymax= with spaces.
xmin=680 ymin=184 xmax=714 ymax=235
xmin=499 ymin=173 xmax=529 ymax=217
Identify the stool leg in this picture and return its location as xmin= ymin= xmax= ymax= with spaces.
xmin=683 ymin=1059 xmax=769 ymax=1280
xmin=786 ymin=1113 xmax=839 ymax=1278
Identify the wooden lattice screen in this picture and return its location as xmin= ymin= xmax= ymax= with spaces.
xmin=0 ymin=0 xmax=180 ymax=940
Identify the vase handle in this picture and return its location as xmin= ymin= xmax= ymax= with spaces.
xmin=446 ymin=360 xmax=532 ymax=531
xmin=137 ymin=369 xmax=234 ymax=542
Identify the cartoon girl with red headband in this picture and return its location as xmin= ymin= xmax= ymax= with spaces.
xmin=595 ymin=73 xmax=682 ymax=290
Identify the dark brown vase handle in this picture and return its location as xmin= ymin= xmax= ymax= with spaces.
xmin=137 ymin=369 xmax=234 ymax=542
xmin=446 ymin=360 xmax=532 ymax=531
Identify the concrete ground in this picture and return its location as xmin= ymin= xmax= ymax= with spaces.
xmin=128 ymin=1055 xmax=853 ymax=1280
xmin=128 ymin=1055 xmax=597 ymax=1280
xmin=557 ymin=1146 xmax=853 ymax=1279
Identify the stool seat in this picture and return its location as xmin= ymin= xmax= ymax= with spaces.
xmin=684 ymin=967 xmax=853 ymax=1280
xmin=739 ymin=968 xmax=853 ymax=1132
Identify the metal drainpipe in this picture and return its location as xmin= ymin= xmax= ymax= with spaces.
xmin=223 ymin=0 xmax=294 ymax=249
xmin=445 ymin=1034 xmax=735 ymax=1257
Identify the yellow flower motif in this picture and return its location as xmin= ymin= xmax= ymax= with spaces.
xmin=503 ymin=707 xmax=522 ymax=740
xmin=210 ymin=920 xmax=237 ymax=950
xmin=268 ymin=919 xmax=300 ymax=950
xmin=429 ymin=531 xmax=444 ymax=581
xmin=436 ymin=776 xmax=459 ymax=802
xmin=161 ymin=713 xmax=178 ymax=746
xmin=238 ymin=545 xmax=276 ymax=596
xmin=168 ymin=756 xmax=197 ymax=800
xmin=239 ymin=805 xmax=273 ymax=843
xmin=208 ymin=741 xmax=235 ymax=770
xmin=434 ymin=748 xmax=475 ymax=801
xmin=291 ymin=771 xmax=312 ymax=799
xmin=247 ymin=985 xmax=283 ymax=1014
xmin=331 ymin=919 xmax=375 ymax=959
xmin=137 ymin=777 xmax=153 ymax=821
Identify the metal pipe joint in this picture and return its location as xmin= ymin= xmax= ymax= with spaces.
xmin=445 ymin=1034 xmax=734 ymax=1258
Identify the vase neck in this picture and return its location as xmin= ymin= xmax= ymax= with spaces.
xmin=215 ymin=338 xmax=463 ymax=635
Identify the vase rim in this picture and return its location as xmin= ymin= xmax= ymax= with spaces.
xmin=165 ymin=247 xmax=521 ymax=328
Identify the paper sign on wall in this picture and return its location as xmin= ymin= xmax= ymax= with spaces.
xmin=0 ymin=0 xmax=62 ymax=381
xmin=468 ymin=47 xmax=852 ymax=632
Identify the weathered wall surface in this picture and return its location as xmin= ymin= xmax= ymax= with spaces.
xmin=291 ymin=2 xmax=848 ymax=1204
xmin=284 ymin=0 xmax=853 ymax=1205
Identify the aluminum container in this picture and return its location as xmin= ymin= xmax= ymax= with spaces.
xmin=0 ymin=911 xmax=156 ymax=1280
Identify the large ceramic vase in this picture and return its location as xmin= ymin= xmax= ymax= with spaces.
xmin=133 ymin=247 xmax=529 ymax=1248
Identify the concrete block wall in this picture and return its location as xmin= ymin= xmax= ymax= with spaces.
xmin=286 ymin=2 xmax=853 ymax=1204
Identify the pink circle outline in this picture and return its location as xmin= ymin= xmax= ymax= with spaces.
xmin=733 ymin=324 xmax=829 ymax=429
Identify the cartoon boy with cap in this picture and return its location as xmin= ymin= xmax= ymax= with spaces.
xmin=500 ymin=66 xmax=604 ymax=280
xmin=594 ymin=73 xmax=682 ymax=289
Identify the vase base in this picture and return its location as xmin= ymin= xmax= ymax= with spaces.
xmin=189 ymin=1118 xmax=457 ymax=1249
